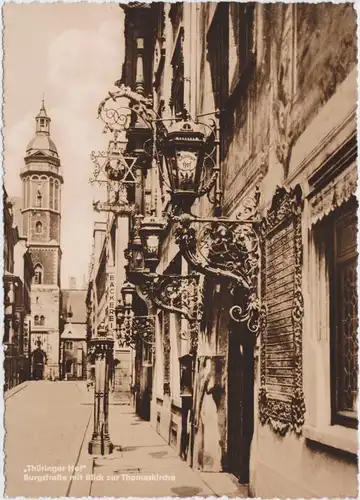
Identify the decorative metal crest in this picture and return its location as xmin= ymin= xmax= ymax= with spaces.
xmin=89 ymin=151 xmax=139 ymax=187
xmin=89 ymin=130 xmax=140 ymax=214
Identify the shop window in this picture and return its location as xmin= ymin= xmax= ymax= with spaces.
xmin=330 ymin=202 xmax=358 ymax=428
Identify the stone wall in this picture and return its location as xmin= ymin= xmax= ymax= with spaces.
xmin=30 ymin=247 xmax=59 ymax=285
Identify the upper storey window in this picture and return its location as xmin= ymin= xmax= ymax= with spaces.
xmin=169 ymin=2 xmax=184 ymax=118
xmin=170 ymin=27 xmax=184 ymax=117
xmin=207 ymin=3 xmax=229 ymax=111
xmin=230 ymin=3 xmax=255 ymax=89
xmin=169 ymin=2 xmax=183 ymax=41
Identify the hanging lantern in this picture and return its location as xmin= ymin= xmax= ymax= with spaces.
xmin=139 ymin=218 xmax=166 ymax=273
xmin=163 ymin=113 xmax=206 ymax=208
xmin=97 ymin=322 xmax=108 ymax=337
xmin=115 ymin=300 xmax=125 ymax=324
xmin=121 ymin=281 xmax=136 ymax=310
xmin=125 ymin=214 xmax=146 ymax=277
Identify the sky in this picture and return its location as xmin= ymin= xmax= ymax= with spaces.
xmin=3 ymin=2 xmax=125 ymax=288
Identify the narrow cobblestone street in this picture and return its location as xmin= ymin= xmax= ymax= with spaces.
xmin=5 ymin=381 xmax=248 ymax=498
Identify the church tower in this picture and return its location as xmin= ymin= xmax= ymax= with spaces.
xmin=20 ymin=101 xmax=63 ymax=379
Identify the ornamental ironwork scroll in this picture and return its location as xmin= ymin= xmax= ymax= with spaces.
xmin=173 ymin=188 xmax=261 ymax=334
xmin=139 ymin=273 xmax=204 ymax=354
xmin=258 ymin=184 xmax=305 ymax=436
xmin=116 ymin=314 xmax=155 ymax=354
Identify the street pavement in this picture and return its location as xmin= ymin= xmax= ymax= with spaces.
xmin=4 ymin=381 xmax=92 ymax=498
xmin=4 ymin=381 xmax=248 ymax=498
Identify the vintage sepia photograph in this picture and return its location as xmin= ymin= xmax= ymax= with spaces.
xmin=2 ymin=1 xmax=358 ymax=498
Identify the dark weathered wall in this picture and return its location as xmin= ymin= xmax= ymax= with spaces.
xmin=296 ymin=3 xmax=357 ymax=130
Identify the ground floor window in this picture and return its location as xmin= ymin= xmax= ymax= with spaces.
xmin=329 ymin=200 xmax=358 ymax=428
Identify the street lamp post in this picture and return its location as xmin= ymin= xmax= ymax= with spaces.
xmin=88 ymin=323 xmax=114 ymax=455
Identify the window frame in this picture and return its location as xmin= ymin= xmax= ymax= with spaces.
xmin=329 ymin=202 xmax=358 ymax=429
xmin=65 ymin=341 xmax=73 ymax=351
xmin=35 ymin=221 xmax=43 ymax=234
xmin=33 ymin=264 xmax=43 ymax=285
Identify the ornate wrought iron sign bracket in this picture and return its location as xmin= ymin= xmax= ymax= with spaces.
xmin=116 ymin=314 xmax=155 ymax=353
xmin=170 ymin=189 xmax=261 ymax=334
xmin=138 ymin=273 xmax=204 ymax=354
xmin=139 ymin=273 xmax=201 ymax=321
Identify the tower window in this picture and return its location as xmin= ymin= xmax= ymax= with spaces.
xmin=40 ymin=315 xmax=45 ymax=326
xmin=33 ymin=264 xmax=43 ymax=285
xmin=36 ymin=297 xmax=39 ymax=304
xmin=50 ymin=178 xmax=54 ymax=209
xmin=34 ymin=315 xmax=40 ymax=326
xmin=36 ymin=191 xmax=42 ymax=208
xmin=35 ymin=221 xmax=43 ymax=234
xmin=54 ymin=181 xmax=59 ymax=211
xmin=40 ymin=119 xmax=45 ymax=127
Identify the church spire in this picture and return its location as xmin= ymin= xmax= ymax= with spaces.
xmin=35 ymin=98 xmax=51 ymax=135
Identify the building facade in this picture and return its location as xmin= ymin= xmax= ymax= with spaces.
xmin=86 ymin=217 xmax=132 ymax=401
xmin=20 ymin=101 xmax=64 ymax=380
xmin=3 ymin=188 xmax=34 ymax=390
xmin=60 ymin=287 xmax=88 ymax=380
xmin=110 ymin=2 xmax=358 ymax=498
